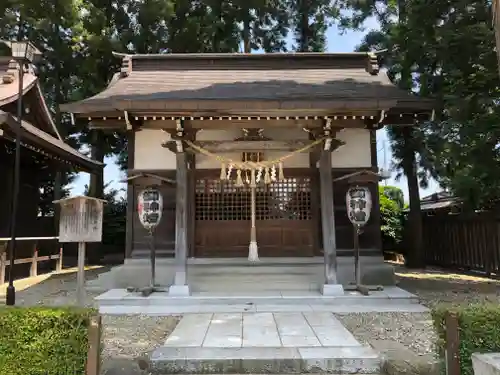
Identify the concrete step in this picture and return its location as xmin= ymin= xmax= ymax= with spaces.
xmin=148 ymin=346 xmax=381 ymax=374
xmin=189 ymin=265 xmax=323 ymax=275
xmin=99 ymin=303 xmax=429 ymax=315
xmin=95 ymin=288 xmax=420 ymax=307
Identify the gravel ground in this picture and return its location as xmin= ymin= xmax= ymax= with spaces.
xmin=3 ymin=263 xmax=500 ymax=370
xmin=0 ymin=266 xmax=106 ymax=307
xmin=336 ymin=312 xmax=437 ymax=356
xmin=101 ymin=314 xmax=180 ymax=360
xmin=395 ymin=264 xmax=500 ymax=308
xmin=338 ymin=264 xmax=500 ymax=360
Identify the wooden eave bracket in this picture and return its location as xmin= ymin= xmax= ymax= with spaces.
xmin=123 ymin=172 xmax=176 ymax=185
xmin=333 ymin=169 xmax=381 ymax=184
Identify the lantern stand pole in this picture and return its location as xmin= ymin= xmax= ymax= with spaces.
xmin=344 ymin=223 xmax=383 ymax=295
xmin=150 ymin=229 xmax=156 ymax=288
xmin=344 ymin=184 xmax=384 ymax=296
xmin=128 ymin=228 xmax=164 ymax=297
xmin=354 ymin=224 xmax=361 ymax=286
xmin=127 ymin=186 xmax=165 ymax=297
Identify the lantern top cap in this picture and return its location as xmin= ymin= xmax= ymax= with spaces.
xmin=1 ymin=40 xmax=42 ymax=62
xmin=334 ymin=169 xmax=381 ymax=183
xmin=53 ymin=195 xmax=107 ymax=205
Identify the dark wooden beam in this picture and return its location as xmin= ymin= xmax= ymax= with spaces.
xmin=383 ymin=113 xmax=432 ymax=126
xmin=334 ymin=169 xmax=381 ymax=184
xmin=189 ymin=140 xmax=312 ymax=152
xmin=89 ymin=117 xmax=144 ymax=130
xmin=89 ymin=119 xmax=124 ymax=129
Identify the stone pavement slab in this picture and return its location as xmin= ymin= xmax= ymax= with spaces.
xmin=164 ymin=314 xmax=212 ymax=347
xmin=149 ymin=312 xmax=382 ymax=374
xmin=97 ymin=286 xmax=427 ymax=316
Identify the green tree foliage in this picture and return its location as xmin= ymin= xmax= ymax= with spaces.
xmin=0 ymin=0 xmax=86 ymax=215
xmin=356 ymin=1 xmax=500 ymax=209
xmin=351 ymin=0 xmax=500 ymax=263
xmin=379 ymin=185 xmax=404 ymax=250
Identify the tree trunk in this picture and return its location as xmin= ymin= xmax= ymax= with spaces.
xmin=403 ymin=127 xmax=424 ymax=268
xmin=243 ymin=11 xmax=251 ymax=53
xmin=89 ymin=130 xmax=105 ymax=198
xmin=299 ymin=0 xmax=309 ymax=51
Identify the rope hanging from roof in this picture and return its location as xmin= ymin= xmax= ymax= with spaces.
xmin=184 ymin=137 xmax=325 ymax=186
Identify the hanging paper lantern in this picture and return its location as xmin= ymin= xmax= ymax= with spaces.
xmin=346 ymin=186 xmax=372 ymax=227
xmin=138 ymin=187 xmax=163 ymax=230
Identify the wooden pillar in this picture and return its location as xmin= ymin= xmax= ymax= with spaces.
xmin=125 ymin=131 xmax=135 ymax=259
xmin=370 ymin=129 xmax=383 ymax=252
xmin=187 ymin=153 xmax=196 ymax=258
xmin=319 ymin=150 xmax=344 ymax=295
xmin=170 ymin=152 xmax=190 ymax=296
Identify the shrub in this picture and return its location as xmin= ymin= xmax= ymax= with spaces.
xmin=379 ymin=186 xmax=404 ymax=250
xmin=432 ymin=304 xmax=500 ymax=375
xmin=0 ymin=306 xmax=96 ymax=375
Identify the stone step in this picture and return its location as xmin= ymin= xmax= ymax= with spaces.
xmin=95 ymin=288 xmax=419 ymax=307
xmin=147 ymin=346 xmax=381 ymax=374
xmin=99 ymin=303 xmax=429 ymax=315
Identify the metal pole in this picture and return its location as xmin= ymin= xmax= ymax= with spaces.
xmin=353 ymin=224 xmax=361 ymax=286
xmin=5 ymin=60 xmax=24 ymax=306
xmin=149 ymin=229 xmax=156 ymax=287
xmin=77 ymin=241 xmax=86 ymax=306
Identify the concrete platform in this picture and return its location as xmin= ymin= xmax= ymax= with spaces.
xmin=86 ymin=256 xmax=396 ymax=293
xmin=96 ymin=287 xmax=427 ymax=315
xmin=148 ymin=312 xmax=381 ymax=374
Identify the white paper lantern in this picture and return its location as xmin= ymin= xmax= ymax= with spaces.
xmin=346 ymin=186 xmax=372 ymax=227
xmin=138 ymin=187 xmax=163 ymax=230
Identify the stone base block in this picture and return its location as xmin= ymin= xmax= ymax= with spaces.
xmin=148 ymin=346 xmax=380 ymax=374
xmin=472 ymin=353 xmax=500 ymax=375
xmin=169 ymin=285 xmax=191 ymax=296
xmin=321 ymin=284 xmax=344 ymax=296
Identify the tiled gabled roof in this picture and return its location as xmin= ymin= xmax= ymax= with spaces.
xmin=61 ymin=52 xmax=434 ymax=114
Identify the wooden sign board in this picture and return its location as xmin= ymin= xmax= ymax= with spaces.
xmin=53 ymin=196 xmax=106 ymax=243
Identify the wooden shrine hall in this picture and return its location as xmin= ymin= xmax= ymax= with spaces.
xmin=61 ymin=52 xmax=433 ymax=295
xmin=0 ymin=54 xmax=102 ymax=263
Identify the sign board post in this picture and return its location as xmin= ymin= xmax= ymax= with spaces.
xmin=53 ymin=196 xmax=106 ymax=306
xmin=127 ymin=186 xmax=163 ymax=296
xmin=334 ymin=170 xmax=385 ymax=296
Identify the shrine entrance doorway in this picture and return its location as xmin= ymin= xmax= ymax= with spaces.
xmin=194 ymin=170 xmax=316 ymax=257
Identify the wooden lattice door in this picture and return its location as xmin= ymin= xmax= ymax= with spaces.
xmin=194 ymin=170 xmax=315 ymax=257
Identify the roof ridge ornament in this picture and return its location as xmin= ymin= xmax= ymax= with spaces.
xmin=366 ymin=52 xmax=380 ymax=75
xmin=120 ymin=55 xmax=132 ymax=77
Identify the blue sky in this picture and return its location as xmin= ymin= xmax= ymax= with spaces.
xmin=69 ymin=21 xmax=440 ymax=200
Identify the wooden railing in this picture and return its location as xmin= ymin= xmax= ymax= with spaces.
xmin=0 ymin=237 xmax=63 ymax=283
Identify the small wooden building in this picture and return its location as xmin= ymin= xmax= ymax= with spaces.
xmin=61 ymin=52 xmax=433 ymax=291
xmin=0 ymin=55 xmax=102 ymax=256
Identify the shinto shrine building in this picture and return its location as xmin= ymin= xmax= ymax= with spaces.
xmin=0 ymin=54 xmax=101 ymax=265
xmin=61 ymin=52 xmax=433 ymax=295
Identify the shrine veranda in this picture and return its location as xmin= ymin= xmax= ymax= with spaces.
xmin=61 ymin=51 xmax=434 ymax=296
